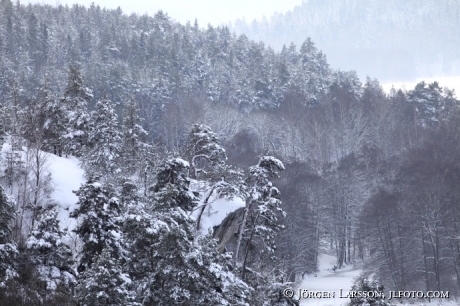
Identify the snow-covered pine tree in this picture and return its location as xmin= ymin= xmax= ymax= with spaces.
xmin=193 ymin=231 xmax=251 ymax=306
xmin=143 ymin=158 xmax=198 ymax=305
xmin=26 ymin=208 xmax=76 ymax=300
xmin=186 ymin=123 xmax=244 ymax=231
xmin=228 ymin=157 xmax=289 ymax=306
xmin=76 ymin=247 xmax=138 ymax=306
xmin=70 ymin=176 xmax=124 ymax=273
xmin=186 ymin=123 xmax=227 ymax=180
xmin=408 ymin=81 xmax=445 ymax=127
xmin=124 ymin=158 xmax=249 ymax=305
xmin=117 ymin=177 xmax=140 ymax=211
xmin=62 ymin=65 xmax=92 ymax=157
xmin=19 ymin=79 xmax=54 ymax=148
xmin=0 ymin=186 xmax=18 ymax=287
xmin=85 ymin=94 xmax=123 ymax=176
xmin=234 ymin=156 xmax=285 ymax=281
xmin=121 ymin=95 xmax=149 ymax=175
xmin=39 ymin=82 xmax=67 ymax=156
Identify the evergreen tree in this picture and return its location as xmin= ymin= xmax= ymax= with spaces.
xmin=86 ymin=95 xmax=123 ymax=175
xmin=186 ymin=123 xmax=227 ymax=180
xmin=124 ymin=158 xmax=249 ymax=305
xmin=26 ymin=208 xmax=76 ymax=299
xmin=408 ymin=81 xmax=445 ymax=127
xmin=0 ymin=186 xmax=18 ymax=287
xmin=70 ymin=176 xmax=124 ymax=273
xmin=40 ymin=82 xmax=67 ymax=156
xmin=19 ymin=79 xmax=55 ymax=148
xmin=185 ymin=123 xmax=244 ymax=231
xmin=76 ymin=247 xmax=138 ymax=306
xmin=193 ymin=232 xmax=251 ymax=306
xmin=234 ymin=156 xmax=285 ymax=281
xmin=62 ymin=65 xmax=92 ymax=156
xmin=122 ymin=95 xmax=149 ymax=175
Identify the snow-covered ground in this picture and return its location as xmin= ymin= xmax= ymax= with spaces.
xmin=298 ymin=254 xmax=361 ymax=306
xmin=47 ymin=153 xmax=85 ymax=230
xmin=0 ymin=143 xmax=85 ymax=231
xmin=297 ymin=254 xmax=457 ymax=306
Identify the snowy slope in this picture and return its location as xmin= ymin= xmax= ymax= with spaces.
xmin=1 ymin=143 xmax=85 ymax=231
xmin=47 ymin=154 xmax=85 ymax=230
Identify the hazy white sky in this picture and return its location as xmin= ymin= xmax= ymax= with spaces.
xmin=22 ymin=0 xmax=303 ymax=26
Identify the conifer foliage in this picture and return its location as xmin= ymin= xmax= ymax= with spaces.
xmin=86 ymin=95 xmax=123 ymax=175
xmin=122 ymin=96 xmax=149 ymax=175
xmin=70 ymin=176 xmax=124 ymax=273
xmin=26 ymin=209 xmax=76 ymax=300
xmin=235 ymin=156 xmax=286 ymax=280
xmin=0 ymin=186 xmax=17 ymax=287
xmin=62 ymin=65 xmax=93 ymax=156
xmin=76 ymin=247 xmax=138 ymax=306
xmin=186 ymin=123 xmax=228 ymax=179
xmin=124 ymin=158 xmax=250 ymax=305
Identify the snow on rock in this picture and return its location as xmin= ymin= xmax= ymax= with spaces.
xmin=194 ymin=196 xmax=245 ymax=235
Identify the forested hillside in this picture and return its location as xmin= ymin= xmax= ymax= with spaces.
xmin=231 ymin=0 xmax=460 ymax=81
xmin=0 ymin=0 xmax=459 ymax=305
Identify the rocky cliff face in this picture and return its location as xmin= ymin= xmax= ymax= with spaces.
xmin=213 ymin=207 xmax=245 ymax=253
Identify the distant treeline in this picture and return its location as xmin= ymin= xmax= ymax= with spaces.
xmin=231 ymin=0 xmax=460 ymax=81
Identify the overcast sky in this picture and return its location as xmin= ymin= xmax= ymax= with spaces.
xmin=22 ymin=0 xmax=303 ymax=26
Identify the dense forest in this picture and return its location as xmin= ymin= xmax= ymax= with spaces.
xmin=231 ymin=0 xmax=460 ymax=81
xmin=0 ymin=0 xmax=459 ymax=305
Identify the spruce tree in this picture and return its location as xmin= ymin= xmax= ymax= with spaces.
xmin=26 ymin=208 xmax=76 ymax=299
xmin=62 ymin=65 xmax=92 ymax=156
xmin=70 ymin=176 xmax=124 ymax=273
xmin=39 ymin=81 xmax=67 ymax=156
xmin=76 ymin=247 xmax=138 ymax=306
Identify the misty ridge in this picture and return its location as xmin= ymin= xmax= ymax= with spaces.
xmin=230 ymin=0 xmax=460 ymax=82
xmin=0 ymin=0 xmax=459 ymax=305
